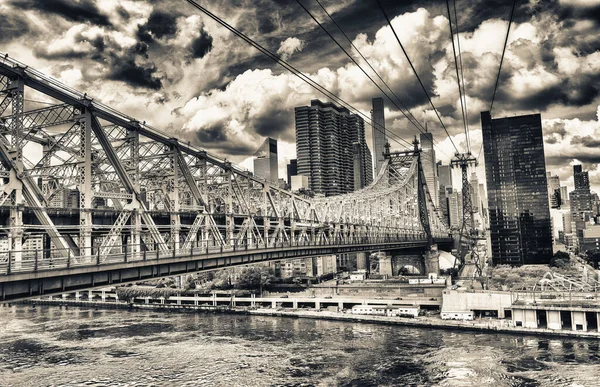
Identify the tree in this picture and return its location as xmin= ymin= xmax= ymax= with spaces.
xmin=235 ymin=267 xmax=274 ymax=291
xmin=550 ymin=251 xmax=571 ymax=268
xmin=586 ymin=249 xmax=600 ymax=269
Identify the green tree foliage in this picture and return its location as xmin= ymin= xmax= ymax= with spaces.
xmin=234 ymin=267 xmax=275 ymax=290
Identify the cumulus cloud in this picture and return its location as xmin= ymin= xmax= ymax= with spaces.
xmin=1 ymin=0 xmax=599 ymax=186
xmin=276 ymin=37 xmax=306 ymax=60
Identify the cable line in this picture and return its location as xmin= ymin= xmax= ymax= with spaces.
xmin=477 ymin=0 xmax=517 ymax=162
xmin=294 ymin=0 xmax=422 ymax=149
xmin=446 ymin=0 xmax=468 ymax=153
xmin=453 ymin=0 xmax=470 ymax=153
xmin=376 ymin=0 xmax=460 ymax=154
xmin=184 ymin=0 xmax=413 ymax=148
xmin=310 ymin=0 xmax=453 ymax=160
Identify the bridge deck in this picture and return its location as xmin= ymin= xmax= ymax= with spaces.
xmin=0 ymin=238 xmax=452 ymax=302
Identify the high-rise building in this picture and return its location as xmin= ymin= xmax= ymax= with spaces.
xmin=253 ymin=137 xmax=278 ymax=183
xmin=419 ymin=131 xmax=439 ymax=207
xmin=481 ymin=111 xmax=552 ymax=265
xmin=286 ymin=159 xmax=297 ymax=185
xmin=437 ymin=162 xmax=452 ymax=189
xmin=470 ymin=172 xmax=480 ymax=214
xmin=295 ymin=100 xmax=372 ymax=196
xmin=547 ymin=172 xmax=561 ymax=208
xmin=371 ymin=97 xmax=387 ymax=177
xmin=570 ymin=164 xmax=593 ymax=250
xmin=448 ymin=189 xmax=462 ymax=229
xmin=560 ymin=186 xmax=569 ymax=207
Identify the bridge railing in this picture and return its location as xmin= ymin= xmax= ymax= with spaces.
xmin=0 ymin=233 xmax=440 ymax=276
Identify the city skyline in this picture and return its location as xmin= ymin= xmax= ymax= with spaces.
xmin=0 ymin=1 xmax=598 ymax=193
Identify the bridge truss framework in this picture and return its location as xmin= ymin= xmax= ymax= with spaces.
xmin=0 ymin=53 xmax=450 ymax=276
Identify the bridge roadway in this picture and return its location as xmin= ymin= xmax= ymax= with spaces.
xmin=0 ymin=237 xmax=453 ymax=302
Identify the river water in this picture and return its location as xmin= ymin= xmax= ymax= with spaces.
xmin=0 ymin=306 xmax=598 ymax=386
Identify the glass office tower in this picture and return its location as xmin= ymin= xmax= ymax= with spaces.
xmin=481 ymin=111 xmax=552 ymax=265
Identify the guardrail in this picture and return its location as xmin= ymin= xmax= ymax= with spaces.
xmin=0 ymin=235 xmax=444 ymax=276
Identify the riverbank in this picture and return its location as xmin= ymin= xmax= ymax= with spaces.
xmin=20 ymin=298 xmax=600 ymax=340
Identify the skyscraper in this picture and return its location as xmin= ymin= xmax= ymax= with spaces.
xmin=570 ymin=164 xmax=593 ymax=250
xmin=295 ymin=100 xmax=372 ymax=196
xmin=481 ymin=111 xmax=552 ymax=265
xmin=420 ymin=131 xmax=439 ymax=207
xmin=437 ymin=162 xmax=452 ymax=189
xmin=371 ymin=97 xmax=387 ymax=177
xmin=470 ymin=172 xmax=480 ymax=214
xmin=253 ymin=137 xmax=278 ymax=183
xmin=286 ymin=159 xmax=297 ymax=185
xmin=547 ymin=172 xmax=561 ymax=208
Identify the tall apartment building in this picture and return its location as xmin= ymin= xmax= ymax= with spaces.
xmin=470 ymin=172 xmax=480 ymax=214
xmin=420 ymin=132 xmax=439 ymax=207
xmin=482 ymin=111 xmax=552 ymax=265
xmin=371 ymin=97 xmax=387 ymax=177
xmin=570 ymin=164 xmax=593 ymax=250
xmin=547 ymin=172 xmax=561 ymax=208
xmin=448 ymin=188 xmax=463 ymax=229
xmin=253 ymin=137 xmax=278 ymax=183
xmin=295 ymin=100 xmax=372 ymax=196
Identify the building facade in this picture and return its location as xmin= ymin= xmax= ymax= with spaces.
xmin=420 ymin=132 xmax=439 ymax=207
xmin=253 ymin=137 xmax=278 ymax=183
xmin=481 ymin=111 xmax=552 ymax=265
xmin=371 ymin=97 xmax=387 ymax=177
xmin=295 ymin=100 xmax=372 ymax=196
xmin=286 ymin=159 xmax=297 ymax=186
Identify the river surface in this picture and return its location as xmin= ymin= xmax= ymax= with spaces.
xmin=0 ymin=306 xmax=598 ymax=386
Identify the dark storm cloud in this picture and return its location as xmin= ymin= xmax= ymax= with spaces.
xmin=104 ymin=43 xmax=161 ymax=90
xmin=193 ymin=125 xmax=255 ymax=155
xmin=107 ymin=58 xmax=162 ymax=90
xmin=547 ymin=155 xmax=600 ymax=167
xmin=543 ymin=121 xmax=567 ymax=145
xmin=253 ymin=109 xmax=294 ymax=141
xmin=0 ymin=14 xmax=30 ymax=43
xmin=137 ymin=10 xmax=179 ymax=43
xmin=12 ymin=0 xmax=111 ymax=26
xmin=191 ymin=29 xmax=214 ymax=58
xmin=570 ymin=136 xmax=600 ymax=148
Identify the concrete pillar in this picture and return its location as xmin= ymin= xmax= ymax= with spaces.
xmin=379 ymin=254 xmax=393 ymax=276
xmin=88 ymin=290 xmax=93 ymax=300
xmin=75 ymin=292 xmax=80 ymax=301
xmin=357 ymin=252 xmax=368 ymax=271
xmin=315 ymin=301 xmax=321 ymax=309
xmin=212 ymin=294 xmax=217 ymax=306
xmin=425 ymin=251 xmax=440 ymax=276
xmin=231 ymin=295 xmax=236 ymax=307
xmin=101 ymin=291 xmax=106 ymax=302
xmin=271 ymin=301 xmax=277 ymax=308
xmin=293 ymin=300 xmax=298 ymax=309
xmin=338 ymin=302 xmax=344 ymax=310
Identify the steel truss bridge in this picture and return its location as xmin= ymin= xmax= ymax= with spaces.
xmin=0 ymin=54 xmax=451 ymax=301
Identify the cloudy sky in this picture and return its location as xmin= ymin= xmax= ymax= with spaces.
xmin=1 ymin=0 xmax=599 ymax=192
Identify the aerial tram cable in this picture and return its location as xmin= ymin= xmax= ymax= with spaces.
xmin=376 ymin=0 xmax=461 ymax=154
xmin=476 ymin=0 xmax=517 ymax=162
xmin=298 ymin=0 xmax=452 ymax=160
xmin=184 ymin=0 xmax=414 ymax=149
xmin=453 ymin=0 xmax=471 ymax=153
xmin=446 ymin=0 xmax=469 ymax=153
